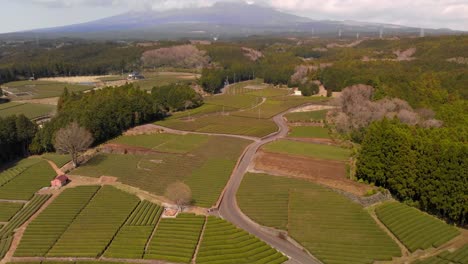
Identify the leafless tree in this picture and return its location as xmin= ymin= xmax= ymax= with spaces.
xmin=165 ymin=181 xmax=192 ymax=209
xmin=141 ymin=45 xmax=209 ymax=69
xmin=329 ymin=84 xmax=443 ymax=133
xmin=54 ymin=122 xmax=93 ymax=168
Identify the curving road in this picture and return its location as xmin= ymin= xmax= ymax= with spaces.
xmin=217 ymin=107 xmax=322 ymax=264
xmin=156 ymin=103 xmax=322 ymax=264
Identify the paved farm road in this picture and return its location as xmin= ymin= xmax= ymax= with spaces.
xmin=152 ymin=104 xmax=322 ymax=264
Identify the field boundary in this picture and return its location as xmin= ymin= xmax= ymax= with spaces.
xmin=190 ymin=216 xmax=207 ymax=264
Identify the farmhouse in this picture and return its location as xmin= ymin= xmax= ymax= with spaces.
xmin=51 ymin=175 xmax=69 ymax=188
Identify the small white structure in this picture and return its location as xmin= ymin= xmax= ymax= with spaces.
xmin=293 ymin=88 xmax=302 ymax=96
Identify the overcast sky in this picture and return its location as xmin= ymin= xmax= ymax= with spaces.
xmin=0 ymin=0 xmax=467 ymax=33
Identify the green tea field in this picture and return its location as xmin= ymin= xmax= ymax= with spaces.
xmin=73 ymin=134 xmax=250 ymax=208
xmin=376 ymin=202 xmax=460 ymax=252
xmin=0 ymin=102 xmax=55 ymax=119
xmin=238 ymin=173 xmax=401 ymax=264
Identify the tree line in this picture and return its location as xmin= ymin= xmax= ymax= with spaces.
xmin=356 ymin=119 xmax=467 ymax=225
xmin=0 ymin=115 xmax=37 ymax=166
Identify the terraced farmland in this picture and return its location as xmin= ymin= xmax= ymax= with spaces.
xmin=105 ymin=226 xmax=154 ymax=259
xmin=0 ymin=236 xmax=13 ymax=259
xmin=288 ymin=126 xmax=331 ymax=138
xmin=238 ymin=173 xmax=401 ymax=264
xmin=157 ymin=114 xmax=277 ymax=137
xmin=0 ymin=194 xmax=51 ymax=239
xmin=73 ymin=136 xmax=250 ymax=208
xmin=186 ymin=159 xmax=239 ymax=207
xmin=263 ymin=139 xmax=351 ymax=161
xmin=0 ymin=102 xmax=55 ymax=119
xmin=2 ymin=80 xmax=91 ymax=99
xmin=126 ymin=200 xmax=162 ymax=226
xmin=196 ymin=216 xmax=288 ymax=264
xmin=145 ymin=214 xmax=205 ymax=263
xmin=232 ymin=97 xmax=319 ymax=119
xmin=47 ymin=186 xmax=139 ymax=257
xmin=376 ymin=202 xmax=460 ymax=252
xmin=15 ymin=186 xmax=101 ymax=257
xmin=105 ymin=201 xmax=162 ymax=259
xmin=111 ymin=133 xmax=209 ymax=154
xmin=0 ymin=202 xmax=23 ymax=222
xmin=0 ymin=166 xmax=28 ymax=187
xmin=0 ymin=160 xmax=56 ymax=200
xmin=413 ymin=245 xmax=468 ymax=264
xmin=285 ymin=109 xmax=328 ymax=122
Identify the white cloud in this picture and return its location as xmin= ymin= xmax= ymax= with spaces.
xmin=13 ymin=0 xmax=468 ymax=30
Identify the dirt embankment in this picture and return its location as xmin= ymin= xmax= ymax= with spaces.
xmin=253 ymin=150 xmax=372 ymax=196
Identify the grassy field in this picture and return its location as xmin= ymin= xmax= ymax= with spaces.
xmin=157 ymin=115 xmax=278 ymax=137
xmin=3 ymin=80 xmax=91 ymax=99
xmin=238 ymin=173 xmax=401 ymax=264
xmin=197 ymin=216 xmax=288 ymax=264
xmin=245 ymin=87 xmax=291 ymax=97
xmin=376 ymin=202 xmax=460 ymax=252
xmin=205 ymin=93 xmax=261 ymax=110
xmin=263 ymin=140 xmax=350 ymax=161
xmin=285 ymin=110 xmax=328 ymax=122
xmin=288 ymin=126 xmax=331 ymax=138
xmin=412 ymin=244 xmax=468 ymax=264
xmin=232 ymin=97 xmax=322 ymax=119
xmin=15 ymin=186 xmax=101 ymax=257
xmin=0 ymin=102 xmax=55 ymax=119
xmin=0 ymin=203 xmax=23 ymax=222
xmin=48 ymin=186 xmax=139 ymax=257
xmin=0 ymin=160 xmax=56 ymax=200
xmin=111 ymin=133 xmax=209 ymax=154
xmin=41 ymin=153 xmax=71 ymax=168
xmin=134 ymin=72 xmax=198 ymax=91
xmin=73 ymin=135 xmax=250 ymax=208
xmin=145 ymin=214 xmax=205 ymax=263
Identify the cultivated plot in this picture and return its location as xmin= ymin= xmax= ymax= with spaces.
xmin=376 ymin=202 xmax=460 ymax=252
xmin=285 ymin=109 xmax=328 ymax=122
xmin=0 ymin=160 xmax=56 ymax=200
xmin=238 ymin=173 xmax=401 ymax=264
xmin=0 ymin=203 xmax=23 ymax=222
xmin=73 ymin=135 xmax=250 ymax=207
xmin=48 ymin=186 xmax=139 ymax=257
xmin=145 ymin=213 xmax=205 ymax=263
xmin=288 ymin=126 xmax=331 ymax=139
xmin=197 ymin=216 xmax=288 ymax=264
xmin=2 ymin=81 xmax=91 ymax=99
xmin=15 ymin=186 xmax=101 ymax=257
xmin=262 ymin=139 xmax=351 ymax=161
xmin=0 ymin=102 xmax=55 ymax=119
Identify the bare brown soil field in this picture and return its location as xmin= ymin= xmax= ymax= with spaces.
xmin=38 ymin=75 xmax=114 ymax=83
xmin=253 ymin=150 xmax=371 ymax=196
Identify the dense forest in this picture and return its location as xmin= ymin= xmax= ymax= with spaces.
xmin=31 ymin=84 xmax=164 ymax=153
xmin=0 ymin=115 xmax=37 ymax=166
xmin=0 ymin=41 xmax=145 ymax=84
xmin=356 ymin=119 xmax=467 ymax=224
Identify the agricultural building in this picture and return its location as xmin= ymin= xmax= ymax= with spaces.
xmin=51 ymin=175 xmax=69 ymax=188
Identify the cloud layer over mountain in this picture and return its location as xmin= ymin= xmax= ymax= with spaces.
xmin=10 ymin=0 xmax=468 ymax=31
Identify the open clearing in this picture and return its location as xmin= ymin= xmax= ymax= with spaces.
xmin=0 ymin=102 xmax=55 ymax=119
xmin=285 ymin=109 xmax=328 ymax=122
xmin=72 ymin=134 xmax=250 ymax=208
xmin=2 ymin=81 xmax=91 ymax=99
xmin=134 ymin=72 xmax=199 ymax=91
xmin=253 ymin=151 xmax=371 ymax=196
xmin=376 ymin=202 xmax=460 ymax=252
xmin=262 ymin=139 xmax=351 ymax=161
xmin=237 ymin=173 xmax=401 ymax=264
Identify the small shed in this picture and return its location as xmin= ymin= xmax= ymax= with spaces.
xmin=293 ymin=88 xmax=302 ymax=96
xmin=51 ymin=175 xmax=69 ymax=188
